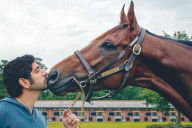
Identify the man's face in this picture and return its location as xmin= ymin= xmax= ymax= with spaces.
xmin=29 ymin=62 xmax=48 ymax=91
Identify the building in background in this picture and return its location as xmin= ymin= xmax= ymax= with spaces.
xmin=35 ymin=100 xmax=189 ymax=122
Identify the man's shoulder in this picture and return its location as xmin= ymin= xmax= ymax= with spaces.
xmin=0 ymin=98 xmax=11 ymax=108
xmin=34 ymin=107 xmax=44 ymax=117
xmin=0 ymin=97 xmax=20 ymax=112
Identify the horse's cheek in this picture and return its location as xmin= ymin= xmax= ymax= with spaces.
xmin=104 ymin=73 xmax=123 ymax=87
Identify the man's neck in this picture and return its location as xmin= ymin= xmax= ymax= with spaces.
xmin=16 ymin=90 xmax=40 ymax=114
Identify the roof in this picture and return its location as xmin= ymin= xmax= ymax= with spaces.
xmin=35 ymin=100 xmax=155 ymax=109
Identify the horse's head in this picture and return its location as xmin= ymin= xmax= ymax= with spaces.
xmin=47 ymin=2 xmax=141 ymax=98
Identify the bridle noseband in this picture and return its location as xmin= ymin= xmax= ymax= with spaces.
xmin=74 ymin=27 xmax=146 ymax=103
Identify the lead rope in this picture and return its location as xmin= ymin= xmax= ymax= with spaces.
xmin=66 ymin=77 xmax=86 ymax=128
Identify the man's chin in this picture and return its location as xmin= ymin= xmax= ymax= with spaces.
xmin=40 ymin=85 xmax=48 ymax=91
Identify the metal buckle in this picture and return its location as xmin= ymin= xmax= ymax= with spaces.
xmin=124 ymin=60 xmax=128 ymax=64
xmin=90 ymin=78 xmax=97 ymax=84
xmin=88 ymin=73 xmax=97 ymax=84
xmin=133 ymin=44 xmax=141 ymax=55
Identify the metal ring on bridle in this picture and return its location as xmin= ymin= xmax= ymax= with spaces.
xmin=80 ymin=81 xmax=87 ymax=88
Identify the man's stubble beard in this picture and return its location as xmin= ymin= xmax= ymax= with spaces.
xmin=29 ymin=78 xmax=48 ymax=91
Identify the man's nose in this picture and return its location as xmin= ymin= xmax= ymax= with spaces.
xmin=43 ymin=71 xmax=48 ymax=77
xmin=42 ymin=70 xmax=48 ymax=77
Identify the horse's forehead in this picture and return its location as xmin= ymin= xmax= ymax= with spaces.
xmin=92 ymin=24 xmax=129 ymax=45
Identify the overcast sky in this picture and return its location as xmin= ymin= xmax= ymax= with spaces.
xmin=0 ymin=0 xmax=191 ymax=70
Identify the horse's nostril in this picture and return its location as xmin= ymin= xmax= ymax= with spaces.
xmin=47 ymin=70 xmax=59 ymax=86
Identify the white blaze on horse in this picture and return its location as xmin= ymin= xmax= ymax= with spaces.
xmin=47 ymin=1 xmax=192 ymax=120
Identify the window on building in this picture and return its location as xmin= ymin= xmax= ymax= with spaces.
xmin=164 ymin=112 xmax=169 ymax=116
xmin=77 ymin=112 xmax=84 ymax=117
xmin=97 ymin=112 xmax=103 ymax=116
xmin=109 ymin=112 xmax=114 ymax=116
xmin=108 ymin=117 xmax=111 ymax=121
xmin=152 ymin=112 xmax=158 ymax=116
xmin=89 ymin=117 xmax=92 ymax=121
xmin=144 ymin=117 xmax=148 ymax=121
xmin=115 ymin=118 xmax=121 ymax=122
xmin=134 ymin=112 xmax=140 ymax=116
xmin=134 ymin=119 xmax=140 ymax=122
xmin=127 ymin=112 xmax=133 ymax=116
xmin=163 ymin=117 xmax=167 ymax=121
xmin=170 ymin=112 xmax=176 ymax=116
xmin=91 ymin=112 xmax=96 ymax=116
xmin=145 ymin=112 xmax=151 ymax=116
xmin=114 ymin=112 xmax=121 ymax=117
xmin=126 ymin=117 xmax=130 ymax=121
xmin=73 ymin=112 xmax=77 ymax=116
xmin=53 ymin=112 xmax=59 ymax=116
xmin=42 ymin=112 xmax=47 ymax=116
xmin=152 ymin=119 xmax=158 ymax=122
xmin=97 ymin=118 xmax=103 ymax=122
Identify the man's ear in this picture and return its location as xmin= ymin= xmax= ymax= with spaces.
xmin=18 ymin=78 xmax=30 ymax=89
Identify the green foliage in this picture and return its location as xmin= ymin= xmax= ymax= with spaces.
xmin=163 ymin=30 xmax=191 ymax=40
xmin=0 ymin=60 xmax=9 ymax=99
xmin=0 ymin=59 xmax=8 ymax=73
xmin=92 ymin=86 xmax=143 ymax=100
xmin=35 ymin=57 xmax=48 ymax=70
xmin=140 ymin=89 xmax=170 ymax=111
xmin=38 ymin=91 xmax=80 ymax=100
xmin=0 ymin=74 xmax=8 ymax=99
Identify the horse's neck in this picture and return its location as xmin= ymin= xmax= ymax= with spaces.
xmin=142 ymin=33 xmax=192 ymax=74
xmin=134 ymin=33 xmax=192 ymax=119
xmin=140 ymin=32 xmax=192 ymax=88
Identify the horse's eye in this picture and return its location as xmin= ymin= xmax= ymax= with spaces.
xmin=101 ymin=41 xmax=116 ymax=50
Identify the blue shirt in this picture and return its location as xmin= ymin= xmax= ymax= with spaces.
xmin=0 ymin=97 xmax=47 ymax=128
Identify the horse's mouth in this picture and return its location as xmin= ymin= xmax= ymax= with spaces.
xmin=48 ymin=76 xmax=80 ymax=96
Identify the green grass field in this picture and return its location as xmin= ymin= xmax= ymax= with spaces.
xmin=48 ymin=122 xmax=192 ymax=128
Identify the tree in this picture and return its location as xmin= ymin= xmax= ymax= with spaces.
xmin=163 ymin=30 xmax=191 ymax=40
xmin=0 ymin=60 xmax=8 ymax=73
xmin=0 ymin=60 xmax=9 ymax=99
xmin=35 ymin=57 xmax=48 ymax=70
xmin=140 ymin=89 xmax=171 ymax=111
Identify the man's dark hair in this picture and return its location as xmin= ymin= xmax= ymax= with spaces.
xmin=3 ymin=55 xmax=35 ymax=98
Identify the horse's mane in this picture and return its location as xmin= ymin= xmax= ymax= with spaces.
xmin=146 ymin=30 xmax=192 ymax=47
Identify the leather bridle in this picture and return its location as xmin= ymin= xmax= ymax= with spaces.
xmin=74 ymin=27 xmax=146 ymax=103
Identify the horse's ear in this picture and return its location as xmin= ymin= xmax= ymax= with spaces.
xmin=120 ymin=4 xmax=128 ymax=24
xmin=127 ymin=1 xmax=139 ymax=31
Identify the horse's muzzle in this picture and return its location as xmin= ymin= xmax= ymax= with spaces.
xmin=47 ymin=71 xmax=80 ymax=96
xmin=47 ymin=70 xmax=59 ymax=87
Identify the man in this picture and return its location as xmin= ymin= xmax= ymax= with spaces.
xmin=0 ymin=54 xmax=79 ymax=128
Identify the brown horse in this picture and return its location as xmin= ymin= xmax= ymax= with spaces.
xmin=47 ymin=1 xmax=192 ymax=120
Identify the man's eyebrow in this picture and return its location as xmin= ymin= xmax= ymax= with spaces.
xmin=34 ymin=66 xmax=40 ymax=71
